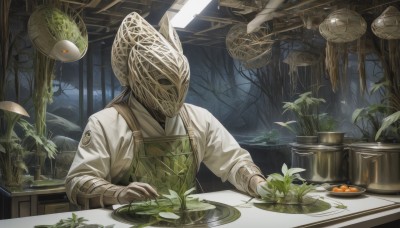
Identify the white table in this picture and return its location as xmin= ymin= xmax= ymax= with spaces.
xmin=0 ymin=190 xmax=399 ymax=228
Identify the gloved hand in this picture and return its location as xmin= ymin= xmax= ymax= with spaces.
xmin=249 ymin=175 xmax=267 ymax=197
xmin=117 ymin=182 xmax=159 ymax=204
xmin=256 ymin=181 xmax=270 ymax=198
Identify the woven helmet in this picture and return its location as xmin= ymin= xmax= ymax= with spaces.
xmin=319 ymin=8 xmax=367 ymax=43
xmin=226 ymin=23 xmax=273 ymax=63
xmin=111 ymin=12 xmax=190 ymax=118
xmin=28 ymin=5 xmax=88 ymax=62
xmin=372 ymin=6 xmax=400 ymax=40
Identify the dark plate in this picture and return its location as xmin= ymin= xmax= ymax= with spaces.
xmin=112 ymin=200 xmax=240 ymax=227
xmin=326 ymin=185 xmax=366 ymax=197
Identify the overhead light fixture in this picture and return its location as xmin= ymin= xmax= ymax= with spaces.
xmin=170 ymin=0 xmax=212 ymax=28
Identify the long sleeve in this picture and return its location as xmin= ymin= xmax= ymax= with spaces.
xmin=65 ymin=108 xmax=134 ymax=208
xmin=185 ymin=104 xmax=265 ymax=195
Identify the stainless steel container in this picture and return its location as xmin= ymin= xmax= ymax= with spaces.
xmin=291 ymin=143 xmax=348 ymax=183
xmin=317 ymin=132 xmax=345 ymax=145
xmin=349 ymin=143 xmax=400 ymax=193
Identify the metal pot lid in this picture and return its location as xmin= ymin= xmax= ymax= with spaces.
xmin=349 ymin=142 xmax=400 ymax=151
xmin=290 ymin=143 xmax=343 ymax=151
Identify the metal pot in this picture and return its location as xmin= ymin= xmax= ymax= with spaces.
xmin=296 ymin=136 xmax=318 ymax=144
xmin=349 ymin=143 xmax=400 ymax=194
xmin=317 ymin=132 xmax=345 ymax=145
xmin=290 ymin=143 xmax=348 ymax=183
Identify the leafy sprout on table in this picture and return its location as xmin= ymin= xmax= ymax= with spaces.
xmin=257 ymin=163 xmax=315 ymax=204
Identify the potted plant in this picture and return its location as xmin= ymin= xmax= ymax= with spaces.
xmin=0 ymin=101 xmax=58 ymax=188
xmin=275 ymin=91 xmax=334 ymax=144
xmin=352 ymin=80 xmax=400 ymax=142
xmin=0 ymin=101 xmax=30 ymax=187
xmin=349 ymin=79 xmax=400 ymax=193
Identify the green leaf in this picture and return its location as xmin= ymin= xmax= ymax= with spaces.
xmin=274 ymin=121 xmax=297 ymax=135
xmin=287 ymin=168 xmax=305 ymax=176
xmin=335 ymin=204 xmax=348 ymax=209
xmin=268 ymin=173 xmax=284 ymax=181
xmin=375 ymin=111 xmax=400 ymax=140
xmin=281 ymin=163 xmax=288 ymax=175
xmin=158 ymin=212 xmax=180 ymax=220
xmin=351 ymin=108 xmax=365 ymax=123
xmin=184 ymin=187 xmax=196 ymax=197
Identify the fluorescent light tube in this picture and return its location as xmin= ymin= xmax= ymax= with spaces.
xmin=170 ymin=0 xmax=212 ymax=28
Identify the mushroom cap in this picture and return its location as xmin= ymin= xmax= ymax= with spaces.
xmin=0 ymin=101 xmax=30 ymax=117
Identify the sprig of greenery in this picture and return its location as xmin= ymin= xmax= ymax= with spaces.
xmin=292 ymin=182 xmax=316 ymax=203
xmin=259 ymin=163 xmax=315 ymax=204
xmin=275 ymin=91 xmax=329 ymax=136
xmin=34 ymin=213 xmax=114 ymax=228
xmin=18 ymin=118 xmax=58 ymax=159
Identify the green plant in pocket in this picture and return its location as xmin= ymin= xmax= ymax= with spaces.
xmin=275 ymin=91 xmax=326 ymax=136
xmin=258 ymin=163 xmax=314 ymax=204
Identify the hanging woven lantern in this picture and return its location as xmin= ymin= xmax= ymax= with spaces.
xmin=319 ymin=8 xmax=367 ymax=43
xmin=372 ymin=6 xmax=400 ymax=40
xmin=283 ymin=51 xmax=319 ymax=67
xmin=28 ymin=5 xmax=88 ymax=62
xmin=226 ymin=23 xmax=273 ymax=61
xmin=243 ymin=48 xmax=273 ymax=69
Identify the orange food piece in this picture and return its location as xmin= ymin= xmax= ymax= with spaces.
xmin=340 ymin=184 xmax=348 ymax=190
xmin=344 ymin=188 xmax=351 ymax=192
xmin=333 ymin=187 xmax=344 ymax=192
xmin=349 ymin=187 xmax=359 ymax=192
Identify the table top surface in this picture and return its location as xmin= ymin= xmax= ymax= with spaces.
xmin=0 ymin=190 xmax=399 ymax=228
xmin=0 ymin=185 xmax=66 ymax=197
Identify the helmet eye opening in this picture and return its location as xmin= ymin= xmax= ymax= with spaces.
xmin=158 ymin=78 xmax=172 ymax=86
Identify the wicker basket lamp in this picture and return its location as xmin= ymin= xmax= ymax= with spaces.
xmin=319 ymin=8 xmax=367 ymax=43
xmin=283 ymin=51 xmax=319 ymax=67
xmin=226 ymin=23 xmax=274 ymax=63
xmin=242 ymin=48 xmax=273 ymax=69
xmin=28 ymin=5 xmax=88 ymax=62
xmin=372 ymin=6 xmax=400 ymax=40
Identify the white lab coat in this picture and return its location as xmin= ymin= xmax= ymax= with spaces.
xmin=65 ymin=97 xmax=256 ymax=203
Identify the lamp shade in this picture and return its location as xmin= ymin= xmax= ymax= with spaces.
xmin=319 ymin=8 xmax=367 ymax=43
xmin=28 ymin=5 xmax=88 ymax=62
xmin=372 ymin=6 xmax=400 ymax=40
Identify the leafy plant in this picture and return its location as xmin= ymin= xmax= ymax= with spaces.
xmin=275 ymin=91 xmax=327 ymax=136
xmin=34 ymin=212 xmax=114 ymax=228
xmin=162 ymin=187 xmax=196 ymax=212
xmin=123 ymin=188 xmax=216 ymax=227
xmin=18 ymin=118 xmax=57 ymax=160
xmin=351 ymin=104 xmax=387 ymax=141
xmin=258 ymin=163 xmax=315 ymax=204
xmin=0 ymin=101 xmax=30 ymax=186
xmin=376 ymin=111 xmax=400 ymax=141
xmin=249 ymin=129 xmax=280 ymax=144
xmin=352 ymin=79 xmax=400 ymax=142
xmin=292 ymin=182 xmax=316 ymax=204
